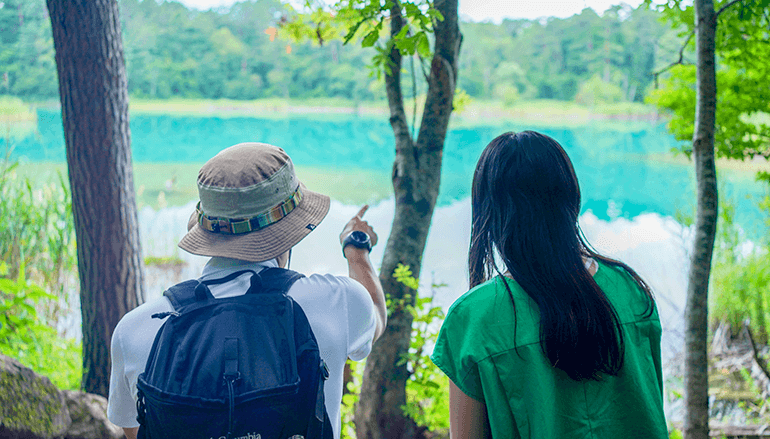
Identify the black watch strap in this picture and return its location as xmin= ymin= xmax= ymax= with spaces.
xmin=342 ymin=230 xmax=372 ymax=256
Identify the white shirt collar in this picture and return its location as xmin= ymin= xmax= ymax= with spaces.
xmin=200 ymin=257 xmax=278 ymax=280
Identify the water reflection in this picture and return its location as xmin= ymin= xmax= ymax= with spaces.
xmin=135 ymin=198 xmax=688 ymax=352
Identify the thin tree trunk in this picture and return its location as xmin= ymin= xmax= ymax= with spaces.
xmin=354 ymin=1 xmax=461 ymax=438
xmin=684 ymin=0 xmax=718 ymax=438
xmin=47 ymin=0 xmax=144 ymax=397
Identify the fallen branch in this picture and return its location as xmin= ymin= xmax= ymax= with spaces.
xmin=744 ymin=323 xmax=770 ymax=395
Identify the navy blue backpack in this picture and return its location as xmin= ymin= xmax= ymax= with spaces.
xmin=135 ymin=268 xmax=333 ymax=439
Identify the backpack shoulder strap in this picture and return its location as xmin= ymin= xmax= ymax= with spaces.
xmin=163 ymin=268 xmax=303 ymax=310
xmin=162 ymin=280 xmax=199 ymax=311
xmin=163 ymin=269 xmax=260 ymax=311
xmin=255 ymin=267 xmax=305 ymax=295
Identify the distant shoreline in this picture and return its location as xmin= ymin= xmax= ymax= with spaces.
xmin=26 ymin=97 xmax=662 ymax=126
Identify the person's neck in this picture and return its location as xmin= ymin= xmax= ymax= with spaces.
xmin=204 ymin=257 xmax=277 ymax=270
xmin=501 ymin=256 xmax=598 ymax=279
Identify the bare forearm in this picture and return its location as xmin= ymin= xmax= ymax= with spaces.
xmin=345 ymin=247 xmax=387 ymax=340
xmin=123 ymin=427 xmax=138 ymax=439
xmin=450 ymin=380 xmax=491 ymax=439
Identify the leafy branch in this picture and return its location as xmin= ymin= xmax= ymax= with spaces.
xmin=281 ymin=0 xmax=443 ymax=77
xmin=653 ymin=30 xmax=694 ymax=88
xmin=651 ymin=0 xmax=748 ymax=87
xmin=716 ymin=0 xmax=745 ymax=17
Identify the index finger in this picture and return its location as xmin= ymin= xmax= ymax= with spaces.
xmin=355 ymin=205 xmax=369 ymax=219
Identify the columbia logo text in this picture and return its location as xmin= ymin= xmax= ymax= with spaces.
xmin=211 ymin=434 xmax=263 ymax=439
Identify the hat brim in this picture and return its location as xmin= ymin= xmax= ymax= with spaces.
xmin=178 ymin=185 xmax=330 ymax=262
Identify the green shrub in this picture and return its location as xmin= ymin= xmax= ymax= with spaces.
xmin=339 ymin=264 xmax=449 ymax=438
xmin=574 ymin=74 xmax=624 ymax=106
xmin=0 ymin=95 xmax=35 ymax=119
xmin=492 ymin=84 xmax=520 ymax=107
xmin=0 ymin=261 xmax=82 ymax=390
xmin=394 ymin=265 xmax=449 ymax=432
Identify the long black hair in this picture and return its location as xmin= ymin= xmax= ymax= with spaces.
xmin=468 ymin=131 xmax=655 ymax=381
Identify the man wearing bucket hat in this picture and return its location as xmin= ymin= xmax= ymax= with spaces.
xmin=107 ymin=143 xmax=387 ymax=439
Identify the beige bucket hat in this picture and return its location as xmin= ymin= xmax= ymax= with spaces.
xmin=178 ymin=142 xmax=330 ymax=262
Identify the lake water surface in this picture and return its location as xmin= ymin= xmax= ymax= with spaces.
xmin=18 ymin=109 xmax=766 ymax=223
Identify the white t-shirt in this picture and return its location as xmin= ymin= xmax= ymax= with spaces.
xmin=107 ymin=257 xmax=377 ymax=439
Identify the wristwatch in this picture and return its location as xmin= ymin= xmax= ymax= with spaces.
xmin=342 ymin=231 xmax=372 ymax=256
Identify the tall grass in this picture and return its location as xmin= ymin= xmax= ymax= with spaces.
xmin=710 ymin=193 xmax=770 ymax=344
xmin=0 ymin=159 xmax=76 ymax=310
xmin=0 ymin=138 xmax=81 ymax=389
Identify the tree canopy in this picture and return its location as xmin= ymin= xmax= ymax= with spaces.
xmin=1 ymin=0 xmax=683 ymax=104
xmin=649 ymin=0 xmax=770 ymax=163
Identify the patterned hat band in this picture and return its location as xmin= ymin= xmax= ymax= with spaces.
xmin=197 ymin=186 xmax=303 ymax=235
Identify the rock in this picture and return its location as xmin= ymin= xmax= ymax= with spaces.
xmin=0 ymin=354 xmax=70 ymax=439
xmin=711 ymin=321 xmax=732 ymax=356
xmin=61 ymin=390 xmax=123 ymax=439
xmin=0 ymin=354 xmax=124 ymax=439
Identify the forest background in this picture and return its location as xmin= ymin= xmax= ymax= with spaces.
xmin=2 ymin=0 xmax=678 ymax=109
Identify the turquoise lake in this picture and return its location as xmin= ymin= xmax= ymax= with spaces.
xmin=12 ymin=109 xmax=768 ymax=232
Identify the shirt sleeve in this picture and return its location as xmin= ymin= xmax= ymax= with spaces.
xmin=106 ymin=321 xmax=140 ymax=428
xmin=342 ymin=277 xmax=377 ymax=361
xmin=430 ymin=302 xmax=484 ymax=401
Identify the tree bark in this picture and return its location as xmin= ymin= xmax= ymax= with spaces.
xmin=47 ymin=0 xmax=144 ymax=397
xmin=355 ymin=1 xmax=461 ymax=438
xmin=685 ymin=1 xmax=718 ymax=438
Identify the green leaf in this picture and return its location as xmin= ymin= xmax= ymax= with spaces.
xmin=394 ymin=35 xmax=416 ymax=52
xmin=416 ymin=32 xmax=430 ymax=57
xmin=403 ymin=3 xmax=421 ymax=18
xmin=0 ymin=279 xmax=18 ymax=293
xmin=426 ymin=8 xmax=444 ymax=22
xmin=344 ymin=20 xmax=365 ymax=45
xmin=395 ymin=23 xmax=410 ymax=40
xmin=424 ymin=380 xmax=440 ymax=389
xmin=362 ymin=29 xmax=379 ymax=47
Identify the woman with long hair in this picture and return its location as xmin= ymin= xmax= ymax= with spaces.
xmin=431 ymin=131 xmax=667 ymax=438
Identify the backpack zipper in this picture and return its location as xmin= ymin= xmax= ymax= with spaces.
xmin=150 ymin=311 xmax=180 ymax=319
xmin=136 ymin=388 xmax=146 ymax=427
xmin=224 ymin=372 xmax=240 ymax=439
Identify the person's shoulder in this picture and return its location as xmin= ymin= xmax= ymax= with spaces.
xmin=594 ymin=261 xmax=647 ymax=296
xmin=297 ymin=272 xmax=361 ymax=290
xmin=594 ymin=261 xmax=657 ymax=321
xmin=444 ymin=277 xmax=503 ymax=323
xmin=290 ymin=272 xmax=371 ymax=307
xmin=433 ymin=278 xmax=508 ymax=382
xmin=292 ymin=273 xmax=371 ymax=301
xmin=448 ymin=277 xmax=500 ymax=312
xmin=113 ymin=295 xmax=172 ymax=336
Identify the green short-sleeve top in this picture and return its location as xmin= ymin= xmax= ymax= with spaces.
xmin=430 ymin=262 xmax=668 ymax=439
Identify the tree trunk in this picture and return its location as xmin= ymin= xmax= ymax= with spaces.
xmin=47 ymin=0 xmax=144 ymax=397
xmin=354 ymin=2 xmax=461 ymax=438
xmin=685 ymin=1 xmax=718 ymax=438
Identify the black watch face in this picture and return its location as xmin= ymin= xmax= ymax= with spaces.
xmin=351 ymin=230 xmax=369 ymax=243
